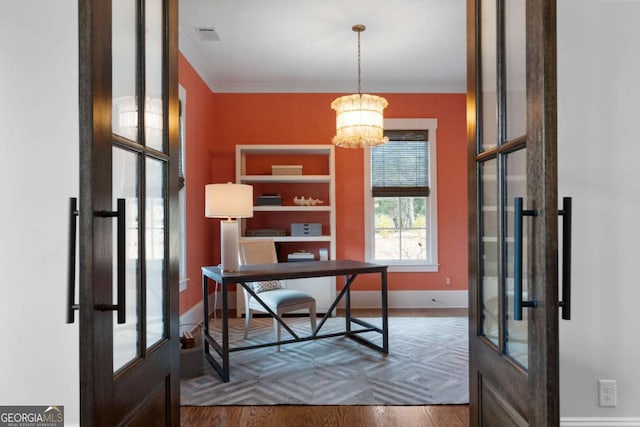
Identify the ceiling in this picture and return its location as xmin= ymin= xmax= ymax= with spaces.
xmin=178 ymin=0 xmax=467 ymax=94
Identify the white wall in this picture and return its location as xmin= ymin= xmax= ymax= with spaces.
xmin=0 ymin=1 xmax=80 ymax=425
xmin=558 ymin=0 xmax=640 ymax=422
xmin=2 ymin=1 xmax=637 ymax=424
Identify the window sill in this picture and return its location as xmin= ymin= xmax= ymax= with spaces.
xmin=382 ymin=264 xmax=439 ymax=273
xmin=179 ymin=278 xmax=189 ymax=292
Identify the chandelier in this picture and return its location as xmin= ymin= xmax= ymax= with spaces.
xmin=331 ymin=25 xmax=388 ymax=148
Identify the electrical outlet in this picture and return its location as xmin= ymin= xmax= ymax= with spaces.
xmin=445 ymin=277 xmax=451 ymax=286
xmin=598 ymin=379 xmax=617 ymax=407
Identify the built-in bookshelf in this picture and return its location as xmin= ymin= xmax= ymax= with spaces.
xmin=235 ymin=144 xmax=336 ymax=315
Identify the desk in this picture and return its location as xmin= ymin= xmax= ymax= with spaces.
xmin=201 ymin=260 xmax=388 ymax=382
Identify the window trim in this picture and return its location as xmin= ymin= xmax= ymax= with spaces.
xmin=178 ymin=84 xmax=189 ymax=291
xmin=364 ymin=118 xmax=439 ymax=272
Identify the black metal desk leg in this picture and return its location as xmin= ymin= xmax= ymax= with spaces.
xmin=202 ymin=275 xmax=210 ymax=355
xmin=345 ymin=275 xmax=351 ymax=332
xmin=222 ymin=281 xmax=230 ymax=382
xmin=381 ymin=270 xmax=388 ymax=353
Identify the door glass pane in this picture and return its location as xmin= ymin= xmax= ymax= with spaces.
xmin=146 ymin=158 xmax=166 ymax=347
xmin=145 ymin=0 xmax=164 ymax=151
xmin=113 ymin=147 xmax=140 ymax=372
xmin=480 ymin=159 xmax=499 ymax=347
xmin=504 ymin=148 xmax=528 ymax=367
xmin=112 ymin=0 xmax=138 ymax=142
xmin=505 ymin=0 xmax=527 ymax=140
xmin=480 ymin=0 xmax=498 ymax=151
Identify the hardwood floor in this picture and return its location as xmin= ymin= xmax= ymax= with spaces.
xmin=180 ymin=405 xmax=469 ymax=427
xmin=181 ymin=308 xmax=469 ymax=427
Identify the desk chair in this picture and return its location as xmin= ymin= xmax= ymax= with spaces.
xmin=238 ymin=239 xmax=316 ymax=350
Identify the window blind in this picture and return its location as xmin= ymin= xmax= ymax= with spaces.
xmin=371 ymin=130 xmax=429 ymax=197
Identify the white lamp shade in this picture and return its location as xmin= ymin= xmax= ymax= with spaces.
xmin=205 ymin=183 xmax=254 ymax=218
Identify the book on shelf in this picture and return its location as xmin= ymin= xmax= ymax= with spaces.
xmin=287 ymin=251 xmax=315 ymax=262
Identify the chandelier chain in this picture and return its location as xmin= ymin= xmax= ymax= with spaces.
xmin=357 ymin=30 xmax=361 ymax=95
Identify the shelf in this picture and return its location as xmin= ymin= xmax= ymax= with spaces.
xmin=236 ymin=144 xmax=336 ymax=317
xmin=240 ymin=174 xmax=331 ymax=183
xmin=253 ymin=205 xmax=331 ymax=212
xmin=241 ymin=236 xmax=332 ymax=243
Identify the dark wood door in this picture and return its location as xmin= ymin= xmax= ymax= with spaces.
xmin=78 ymin=0 xmax=180 ymax=424
xmin=467 ymin=0 xmax=559 ymax=425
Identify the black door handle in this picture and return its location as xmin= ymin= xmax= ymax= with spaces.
xmin=558 ymin=197 xmax=572 ymax=320
xmin=514 ymin=197 xmax=538 ymax=321
xmin=95 ymin=198 xmax=126 ymax=324
xmin=66 ymin=198 xmax=79 ymax=324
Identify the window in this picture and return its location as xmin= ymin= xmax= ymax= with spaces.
xmin=364 ymin=118 xmax=438 ymax=272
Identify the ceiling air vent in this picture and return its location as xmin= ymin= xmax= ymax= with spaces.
xmin=195 ymin=27 xmax=221 ymax=42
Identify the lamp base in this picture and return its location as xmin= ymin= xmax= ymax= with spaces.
xmin=220 ymin=220 xmax=239 ymax=272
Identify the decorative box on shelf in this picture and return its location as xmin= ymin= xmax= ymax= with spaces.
xmin=272 ymin=165 xmax=302 ymax=175
xmin=291 ymin=223 xmax=322 ymax=236
xmin=256 ymin=193 xmax=282 ymax=205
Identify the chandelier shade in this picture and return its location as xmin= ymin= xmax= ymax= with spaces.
xmin=331 ymin=24 xmax=388 ymax=148
xmin=331 ymin=94 xmax=389 ymax=148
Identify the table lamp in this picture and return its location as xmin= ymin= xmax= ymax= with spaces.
xmin=205 ymin=182 xmax=254 ymax=272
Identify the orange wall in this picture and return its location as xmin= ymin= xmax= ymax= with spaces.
xmin=178 ymin=54 xmax=216 ymax=314
xmin=209 ymin=93 xmax=468 ymax=292
xmin=179 ymin=55 xmax=467 ymax=314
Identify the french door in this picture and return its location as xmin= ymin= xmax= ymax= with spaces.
xmin=78 ymin=0 xmax=180 ymax=424
xmin=468 ymin=0 xmax=565 ymax=425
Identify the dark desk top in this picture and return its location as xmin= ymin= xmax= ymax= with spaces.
xmin=202 ymin=260 xmax=387 ymax=284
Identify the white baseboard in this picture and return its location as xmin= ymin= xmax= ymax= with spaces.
xmin=179 ymin=291 xmax=219 ymax=335
xmin=340 ymin=290 xmax=468 ymax=309
xmin=180 ymin=289 xmax=467 ymax=328
xmin=561 ymin=418 xmax=640 ymax=427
